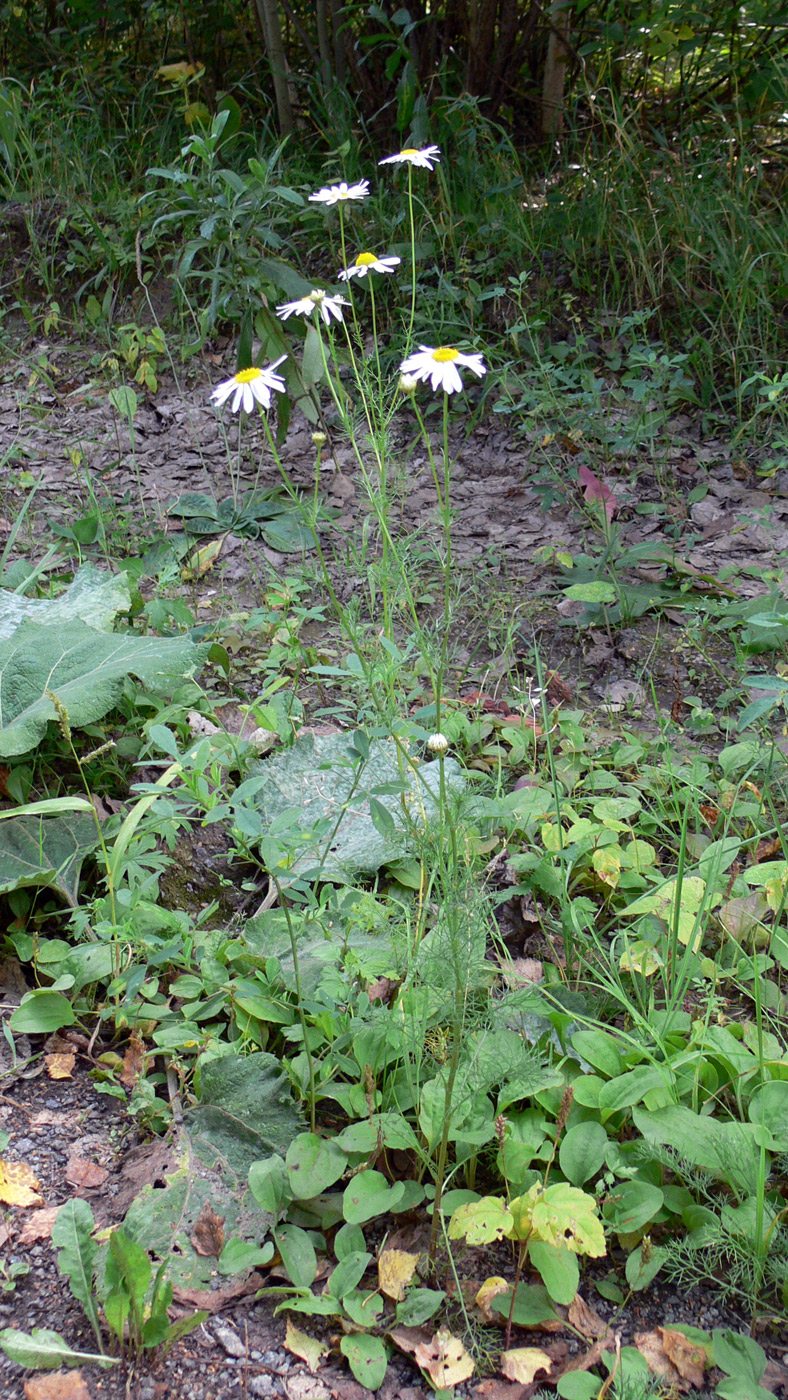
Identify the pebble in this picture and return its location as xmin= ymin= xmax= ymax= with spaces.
xmin=212 ymin=1321 xmax=247 ymax=1357
xmin=249 ymin=1378 xmax=281 ymax=1398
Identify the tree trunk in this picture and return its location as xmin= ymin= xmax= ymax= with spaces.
xmin=254 ymin=0 xmax=295 ymax=136
xmin=541 ymin=0 xmax=572 ymax=136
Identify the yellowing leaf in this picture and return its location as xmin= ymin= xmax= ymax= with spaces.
xmin=475 ymin=1276 xmax=510 ymax=1323
xmin=528 ymin=1183 xmax=606 ymax=1257
xmin=378 ymin=1247 xmax=419 ymax=1301
xmin=157 ymin=62 xmax=198 ymax=82
xmin=284 ymin=1318 xmax=328 ymax=1374
xmin=182 ymin=537 xmax=223 ymax=581
xmin=413 ymin=1328 xmax=474 ymax=1387
xmin=593 ymin=845 xmax=621 ymax=888
xmin=619 ymin=941 xmax=662 ymax=977
xmin=501 ymin=1346 xmax=553 ymax=1384
xmin=0 ymin=1158 xmax=42 ymax=1207
xmin=448 ymin=1197 xmax=512 ymax=1245
xmin=46 ymin=1052 xmax=75 ymax=1080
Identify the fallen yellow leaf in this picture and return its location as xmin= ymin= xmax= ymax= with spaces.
xmin=475 ymin=1276 xmax=510 ymax=1323
xmin=501 ymin=1346 xmax=553 ymax=1384
xmin=46 ymin=1052 xmax=75 ymax=1080
xmin=378 ymin=1247 xmax=419 ymax=1301
xmin=284 ymin=1317 xmax=328 ymax=1374
xmin=0 ymin=1158 xmax=42 ymax=1207
xmin=414 ymin=1328 xmax=474 ymax=1387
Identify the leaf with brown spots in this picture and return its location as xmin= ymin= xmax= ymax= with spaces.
xmin=413 ymin=1328 xmax=475 ymax=1387
xmin=0 ymin=1158 xmax=42 ymax=1207
xmin=190 ymin=1202 xmax=225 ymax=1257
xmin=378 ymin=1247 xmax=419 ymax=1301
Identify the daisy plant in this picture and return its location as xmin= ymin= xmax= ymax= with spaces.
xmin=208 ymin=357 xmax=287 ymax=503
xmin=208 ymin=137 xmax=492 ymax=1234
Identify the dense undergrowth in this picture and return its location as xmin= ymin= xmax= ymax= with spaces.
xmin=2 ymin=42 xmax=788 ymax=1400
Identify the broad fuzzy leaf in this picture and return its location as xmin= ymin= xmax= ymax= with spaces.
xmin=0 ymin=812 xmax=100 ymax=906
xmin=0 ymin=619 xmax=209 ymax=757
xmin=244 ymin=732 xmax=465 ymax=882
xmin=0 ymin=564 xmax=130 ymax=642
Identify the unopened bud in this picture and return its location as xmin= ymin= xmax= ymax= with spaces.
xmin=311 ymin=431 xmax=327 ymax=447
xmin=427 ymin=733 xmax=449 ymax=754
xmin=399 ymin=373 xmax=418 ymax=396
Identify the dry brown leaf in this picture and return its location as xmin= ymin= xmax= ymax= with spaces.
xmin=659 ymin=1328 xmax=707 ymax=1389
xmin=634 ymin=1330 xmax=692 ymax=1390
xmin=172 ymin=1272 xmax=264 ymax=1312
xmin=18 ymin=1205 xmax=60 ymax=1245
xmin=191 ymin=1202 xmax=225 ymax=1257
xmin=500 ymin=1347 xmax=553 ymax=1385
xmin=498 ymin=958 xmax=543 ymax=988
xmin=762 ymin=1358 xmax=788 ymax=1394
xmin=378 ymin=1247 xmax=419 ymax=1301
xmin=471 ymin=1382 xmax=527 ymax=1400
xmin=24 ymin=1371 xmax=90 ymax=1400
xmin=65 ymin=1153 xmax=108 ymax=1190
xmin=30 ymin=1111 xmax=71 ymax=1128
xmin=366 ymin=977 xmax=396 ymax=1003
xmin=284 ymin=1317 xmax=328 ymax=1374
xmin=414 ymin=1328 xmax=475 ymax=1387
xmin=0 ymin=1223 xmax=8 ymax=1249
xmin=0 ymin=1158 xmax=42 ymax=1207
xmin=120 ymin=1032 xmax=146 ymax=1088
xmin=567 ymin=1292 xmax=610 ymax=1340
xmin=475 ymin=1276 xmax=510 ymax=1323
xmin=387 ymin=1325 xmax=431 ymax=1358
xmin=45 ymin=1052 xmax=75 ymax=1080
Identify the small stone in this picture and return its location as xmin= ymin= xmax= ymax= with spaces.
xmin=249 ymin=1378 xmax=278 ymax=1398
xmin=212 ymin=1321 xmax=247 ymax=1358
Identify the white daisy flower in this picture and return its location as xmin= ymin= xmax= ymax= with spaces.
xmin=398 ymin=345 xmax=487 ymax=395
xmin=309 ymin=180 xmax=370 ymax=206
xmin=276 ymin=289 xmax=349 ymax=325
xmin=379 ymin=145 xmax=441 ymax=170
xmin=209 ymin=356 xmax=287 ymax=414
xmin=338 ymin=251 xmax=401 ymax=281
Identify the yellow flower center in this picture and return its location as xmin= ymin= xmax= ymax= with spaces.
xmin=235 ymin=368 xmax=261 ymax=383
xmin=401 ymin=148 xmax=418 ymax=156
xmin=356 ymin=252 xmax=377 ymax=266
xmin=338 ymin=187 xmax=350 ymax=198
xmin=433 ymin=347 xmax=458 ymax=362
xmin=309 ymin=290 xmax=326 ymax=303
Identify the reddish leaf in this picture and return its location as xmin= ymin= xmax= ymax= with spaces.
xmin=578 ymin=464 xmax=617 ymax=521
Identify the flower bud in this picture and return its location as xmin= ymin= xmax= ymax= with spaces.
xmin=427 ymin=733 xmax=449 ymax=754
xmin=398 ymin=373 xmax=418 ymax=396
xmin=311 ymin=431 xmax=327 ymax=447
